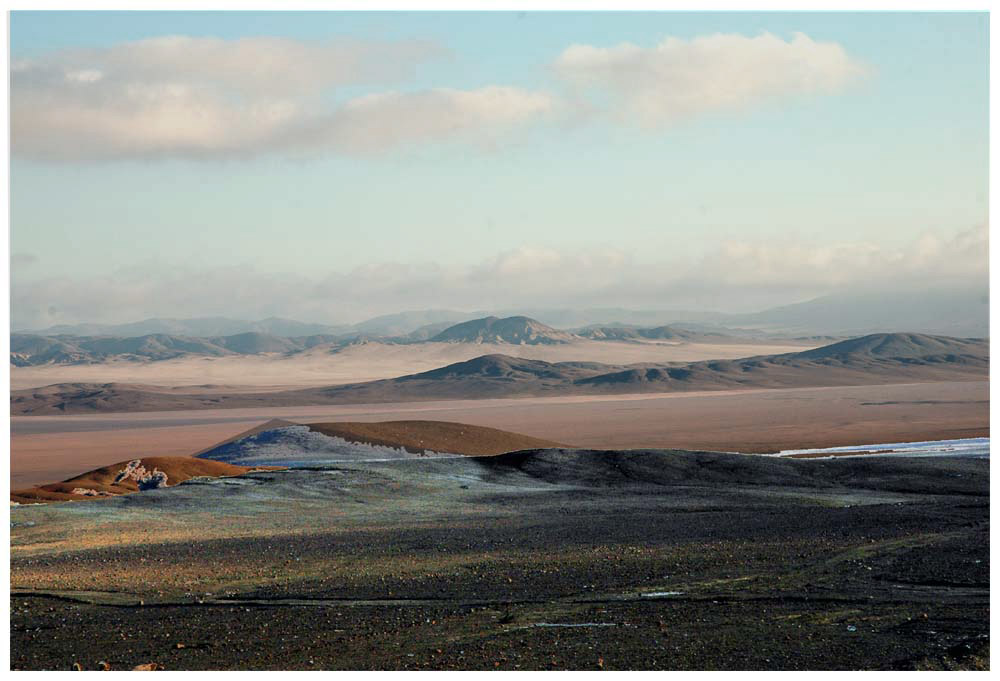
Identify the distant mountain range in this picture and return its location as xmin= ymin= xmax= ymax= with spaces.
xmin=17 ymin=286 xmax=987 ymax=340
xmin=11 ymin=304 xmax=989 ymax=367
xmin=10 ymin=331 xmax=345 ymax=366
xmin=11 ymin=333 xmax=988 ymax=415
xmin=727 ymin=288 xmax=989 ymax=337
xmin=12 ymin=315 xmax=734 ymax=366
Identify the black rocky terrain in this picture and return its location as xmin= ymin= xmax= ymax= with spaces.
xmin=10 ymin=448 xmax=989 ymax=670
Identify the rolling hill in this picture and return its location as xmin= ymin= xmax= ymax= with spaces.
xmin=791 ymin=332 xmax=988 ymax=361
xmin=10 ymin=333 xmax=987 ymax=416
xmin=11 ymin=315 xmax=592 ymax=366
xmin=10 ymin=331 xmax=347 ymax=366
xmin=312 ymin=333 xmax=987 ymax=402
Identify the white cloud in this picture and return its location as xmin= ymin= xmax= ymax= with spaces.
xmin=13 ymin=35 xmax=443 ymax=97
xmin=299 ymin=87 xmax=558 ymax=155
xmin=11 ymin=36 xmax=553 ymax=160
xmin=554 ymin=32 xmax=867 ymax=126
xmin=12 ymin=32 xmax=867 ymax=160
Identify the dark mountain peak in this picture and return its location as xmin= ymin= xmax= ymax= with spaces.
xmin=431 ymin=316 xmax=577 ymax=345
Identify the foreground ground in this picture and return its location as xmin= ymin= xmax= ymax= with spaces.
xmin=11 ymin=380 xmax=988 ymax=487
xmin=10 ymin=448 xmax=989 ymax=670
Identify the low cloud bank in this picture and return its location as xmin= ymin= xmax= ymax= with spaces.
xmin=11 ymin=225 xmax=986 ymax=330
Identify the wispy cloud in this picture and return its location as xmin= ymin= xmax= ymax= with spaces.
xmin=12 ymin=226 xmax=985 ymax=329
xmin=554 ymin=32 xmax=867 ymax=126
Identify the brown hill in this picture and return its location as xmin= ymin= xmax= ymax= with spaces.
xmin=10 ymin=456 xmax=278 ymax=504
xmin=306 ymin=420 xmax=567 ymax=456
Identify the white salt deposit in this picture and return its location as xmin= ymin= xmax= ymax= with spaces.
xmin=771 ymin=437 xmax=989 ymax=460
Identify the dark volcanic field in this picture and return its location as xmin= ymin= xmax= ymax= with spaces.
xmin=10 ymin=449 xmax=990 ymax=671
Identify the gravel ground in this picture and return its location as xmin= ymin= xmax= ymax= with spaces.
xmin=10 ymin=449 xmax=989 ymax=670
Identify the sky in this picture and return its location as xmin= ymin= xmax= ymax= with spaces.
xmin=9 ymin=11 xmax=989 ymax=328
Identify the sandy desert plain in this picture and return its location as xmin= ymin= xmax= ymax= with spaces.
xmin=9 ymin=327 xmax=991 ymax=670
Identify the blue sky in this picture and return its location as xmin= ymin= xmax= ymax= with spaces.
xmin=9 ymin=11 xmax=989 ymax=327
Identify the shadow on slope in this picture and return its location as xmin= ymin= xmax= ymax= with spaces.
xmin=195 ymin=420 xmax=567 ymax=467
